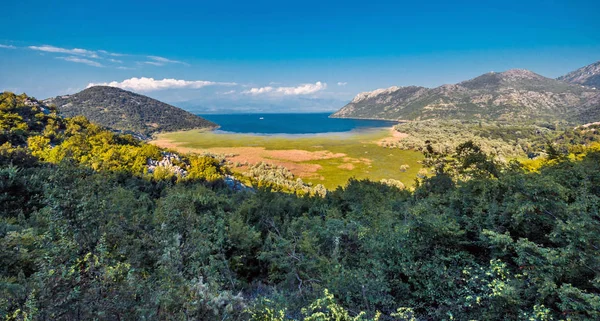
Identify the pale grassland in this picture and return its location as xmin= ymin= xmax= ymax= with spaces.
xmin=152 ymin=128 xmax=424 ymax=189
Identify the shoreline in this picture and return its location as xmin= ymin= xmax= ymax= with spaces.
xmin=150 ymin=123 xmax=405 ymax=143
xmin=207 ymin=126 xmax=395 ymax=138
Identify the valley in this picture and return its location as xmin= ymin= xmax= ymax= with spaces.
xmin=3 ymin=5 xmax=600 ymax=316
xmin=151 ymin=127 xmax=423 ymax=189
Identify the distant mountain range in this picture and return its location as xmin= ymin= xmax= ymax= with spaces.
xmin=42 ymin=61 xmax=600 ymax=136
xmin=332 ymin=61 xmax=600 ymax=124
xmin=557 ymin=61 xmax=600 ymax=88
xmin=173 ymin=96 xmax=346 ymax=114
xmin=45 ymin=86 xmax=217 ymax=135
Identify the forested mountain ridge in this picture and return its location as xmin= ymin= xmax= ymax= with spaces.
xmin=2 ymin=91 xmax=600 ymax=320
xmin=44 ymin=86 xmax=217 ymax=136
xmin=558 ymin=60 xmax=600 ymax=89
xmin=332 ymin=67 xmax=600 ymax=123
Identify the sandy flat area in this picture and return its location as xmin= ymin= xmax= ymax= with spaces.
xmin=150 ymin=140 xmax=342 ymax=178
xmin=376 ymin=127 xmax=409 ymax=146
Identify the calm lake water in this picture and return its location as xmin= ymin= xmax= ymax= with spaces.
xmin=199 ymin=113 xmax=397 ymax=135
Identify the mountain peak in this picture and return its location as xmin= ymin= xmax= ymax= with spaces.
xmin=499 ymin=69 xmax=541 ymax=79
xmin=83 ymin=85 xmax=125 ymax=92
xmin=332 ymin=64 xmax=600 ymax=123
xmin=458 ymin=68 xmax=557 ymax=91
xmin=44 ymin=86 xmax=217 ymax=135
xmin=558 ymin=60 xmax=600 ymax=88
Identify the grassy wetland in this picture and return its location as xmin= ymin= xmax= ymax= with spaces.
xmin=151 ymin=127 xmax=424 ymax=189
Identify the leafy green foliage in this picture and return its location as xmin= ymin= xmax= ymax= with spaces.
xmin=1 ymin=92 xmax=62 ymax=146
xmin=1 ymin=91 xmax=599 ymax=320
xmin=244 ymin=162 xmax=327 ymax=196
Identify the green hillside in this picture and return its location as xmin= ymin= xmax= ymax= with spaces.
xmin=44 ymin=86 xmax=217 ymax=136
xmin=2 ymin=91 xmax=600 ymax=320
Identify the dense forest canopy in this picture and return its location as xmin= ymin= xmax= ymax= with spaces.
xmin=385 ymin=119 xmax=600 ymax=161
xmin=1 ymin=92 xmax=600 ymax=320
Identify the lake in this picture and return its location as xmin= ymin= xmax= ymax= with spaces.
xmin=199 ymin=113 xmax=397 ymax=135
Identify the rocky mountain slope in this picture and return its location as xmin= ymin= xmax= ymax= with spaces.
xmin=332 ymin=68 xmax=600 ymax=123
xmin=558 ymin=60 xmax=600 ymax=88
xmin=45 ymin=86 xmax=217 ymax=135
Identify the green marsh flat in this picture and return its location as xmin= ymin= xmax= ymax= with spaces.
xmin=152 ymin=128 xmax=423 ymax=189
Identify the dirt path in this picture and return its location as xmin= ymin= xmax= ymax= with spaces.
xmin=376 ymin=127 xmax=409 ymax=146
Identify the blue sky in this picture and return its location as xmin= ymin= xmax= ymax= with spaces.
xmin=1 ymin=0 xmax=599 ymax=112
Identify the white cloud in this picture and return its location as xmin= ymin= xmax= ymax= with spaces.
xmin=0 ymin=44 xmax=16 ymax=49
xmin=220 ymin=90 xmax=236 ymax=95
xmin=98 ymin=50 xmax=125 ymax=57
xmin=243 ymin=82 xmax=327 ymax=96
xmin=244 ymin=86 xmax=274 ymax=95
xmin=57 ymin=56 xmax=104 ymax=67
xmin=116 ymin=66 xmax=135 ymax=70
xmin=26 ymin=44 xmax=190 ymax=71
xmin=147 ymin=55 xmax=189 ymax=66
xmin=26 ymin=44 xmax=188 ymax=68
xmin=29 ymin=45 xmax=99 ymax=58
xmin=142 ymin=61 xmax=164 ymax=66
xmin=337 ymin=82 xmax=348 ymax=86
xmin=87 ymin=77 xmax=237 ymax=92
